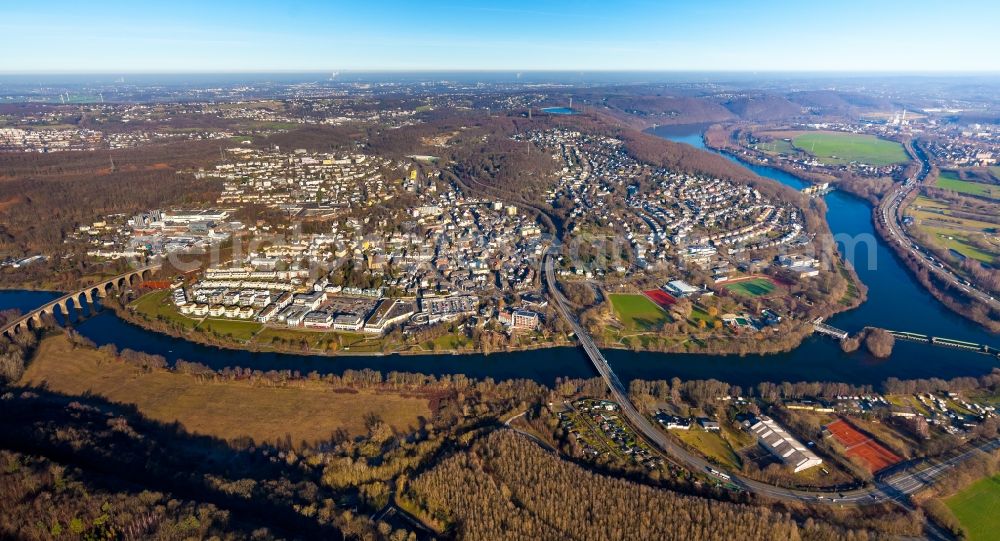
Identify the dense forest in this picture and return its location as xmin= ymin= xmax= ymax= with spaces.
xmin=1 ymin=449 xmax=269 ymax=540
xmin=569 ymin=86 xmax=900 ymax=130
xmin=0 ymin=140 xmax=223 ymax=255
xmin=406 ymin=430 xmax=877 ymax=541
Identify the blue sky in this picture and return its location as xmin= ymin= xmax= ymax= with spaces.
xmin=3 ymin=0 xmax=998 ymax=72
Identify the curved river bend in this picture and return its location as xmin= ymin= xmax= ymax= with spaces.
xmin=2 ymin=125 xmax=996 ymax=389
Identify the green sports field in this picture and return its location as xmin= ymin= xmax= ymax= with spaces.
xmin=792 ymin=131 xmax=909 ymax=166
xmin=724 ymin=278 xmax=777 ymax=298
xmin=935 ymin=172 xmax=1000 ymax=199
xmin=753 ymin=138 xmax=796 ymax=156
xmin=609 ymin=293 xmax=668 ymax=331
xmin=946 ymin=474 xmax=1000 ymax=541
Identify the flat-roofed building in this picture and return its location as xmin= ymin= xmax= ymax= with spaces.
xmin=499 ymin=309 xmax=540 ymax=330
xmin=293 ymin=291 xmax=326 ymax=311
xmin=333 ymin=313 xmax=364 ymax=331
xmin=363 ymin=298 xmax=416 ymax=334
xmin=303 ymin=310 xmax=334 ymax=329
xmin=664 ymin=279 xmax=699 ymax=298
xmin=163 ymin=209 xmax=230 ymax=224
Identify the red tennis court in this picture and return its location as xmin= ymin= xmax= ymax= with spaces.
xmin=826 ymin=419 xmax=901 ymax=473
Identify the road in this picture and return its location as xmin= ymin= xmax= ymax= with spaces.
xmin=542 ymin=252 xmax=1000 ymax=506
xmin=503 ymin=410 xmax=557 ymax=452
xmin=878 ymin=141 xmax=1000 ymax=311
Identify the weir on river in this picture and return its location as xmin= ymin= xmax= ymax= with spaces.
xmin=812 ymin=319 xmax=849 ymax=340
xmin=886 ymin=330 xmax=999 ymax=357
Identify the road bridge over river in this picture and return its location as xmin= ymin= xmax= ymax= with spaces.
xmin=542 ymin=253 xmax=1000 ymax=507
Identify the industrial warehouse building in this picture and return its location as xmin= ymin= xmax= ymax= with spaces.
xmin=750 ymin=416 xmax=823 ymax=473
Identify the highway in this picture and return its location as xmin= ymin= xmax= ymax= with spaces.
xmin=878 ymin=141 xmax=1000 ymax=312
xmin=542 ymin=253 xmax=1000 ymax=506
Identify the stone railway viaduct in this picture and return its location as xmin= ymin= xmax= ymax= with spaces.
xmin=1 ymin=264 xmax=161 ymax=340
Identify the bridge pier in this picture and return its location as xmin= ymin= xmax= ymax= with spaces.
xmin=0 ymin=264 xmax=161 ymax=339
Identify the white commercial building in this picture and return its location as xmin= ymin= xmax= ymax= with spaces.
xmin=664 ymin=280 xmax=699 ymax=298
xmin=750 ymin=416 xmax=823 ymax=473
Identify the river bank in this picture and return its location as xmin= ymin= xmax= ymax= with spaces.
xmin=873 ymin=207 xmax=1000 ymax=335
xmin=2 ymin=125 xmax=998 ymax=389
xmin=702 ymin=123 xmax=884 ymax=204
xmin=701 ymin=122 xmax=998 ymax=334
xmin=107 ymin=293 xmax=577 ymax=358
xmin=4 ymin=286 xmax=999 ymax=389
xmin=117 ymin=280 xmax=866 ymax=360
xmin=650 ymin=124 xmax=998 ymax=344
xmin=0 ymin=283 xmax=854 ymax=363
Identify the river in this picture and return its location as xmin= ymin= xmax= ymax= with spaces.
xmin=650 ymin=124 xmax=996 ymax=343
xmin=2 ymin=124 xmax=997 ymax=389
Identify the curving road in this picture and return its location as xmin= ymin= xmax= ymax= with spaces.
xmin=543 ymin=252 xmax=1000 ymax=506
xmin=879 ymin=141 xmax=1000 ymax=311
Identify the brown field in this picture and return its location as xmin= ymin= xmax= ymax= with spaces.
xmin=20 ymin=335 xmax=431 ymax=444
xmin=846 ymin=416 xmax=914 ymax=458
xmin=826 ymin=419 xmax=901 ymax=473
xmin=756 ymin=129 xmax=806 ymax=140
